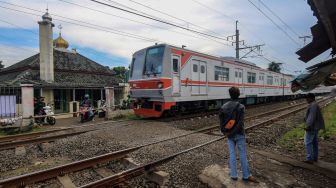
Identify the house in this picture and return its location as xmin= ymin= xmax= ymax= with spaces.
xmin=0 ymin=11 xmax=126 ymax=115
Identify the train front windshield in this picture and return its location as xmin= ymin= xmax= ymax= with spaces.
xmin=143 ymin=46 xmax=164 ymax=75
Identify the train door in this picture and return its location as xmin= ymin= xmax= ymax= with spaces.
xmin=191 ymin=60 xmax=200 ymax=95
xmin=259 ymin=73 xmax=265 ymax=94
xmin=235 ymin=68 xmax=244 ymax=93
xmin=172 ymin=55 xmax=180 ymax=95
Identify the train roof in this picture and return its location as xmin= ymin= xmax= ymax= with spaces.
xmin=137 ymin=43 xmax=294 ymax=77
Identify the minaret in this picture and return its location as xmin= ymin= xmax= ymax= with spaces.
xmin=38 ymin=9 xmax=54 ymax=82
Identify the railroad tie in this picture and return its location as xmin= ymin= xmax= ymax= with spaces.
xmin=57 ymin=175 xmax=77 ymax=188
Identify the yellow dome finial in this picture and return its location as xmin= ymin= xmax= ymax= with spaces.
xmin=54 ymin=24 xmax=69 ymax=49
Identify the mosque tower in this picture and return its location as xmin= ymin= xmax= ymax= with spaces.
xmin=38 ymin=10 xmax=54 ymax=82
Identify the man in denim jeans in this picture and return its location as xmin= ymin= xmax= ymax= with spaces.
xmin=304 ymin=93 xmax=325 ymax=163
xmin=220 ymin=87 xmax=258 ymax=182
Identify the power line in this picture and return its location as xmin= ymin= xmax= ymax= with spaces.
xmin=57 ymin=0 xmax=231 ymax=47
xmin=127 ymin=0 xmax=223 ymax=37
xmin=258 ymin=0 xmax=300 ymax=37
xmin=0 ymin=2 xmax=159 ymax=43
xmin=191 ymin=0 xmax=293 ymax=65
xmin=89 ymin=0 xmax=234 ymax=43
xmin=247 ymin=0 xmax=301 ymax=46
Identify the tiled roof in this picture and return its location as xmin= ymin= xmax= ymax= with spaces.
xmin=0 ymin=49 xmax=121 ymax=88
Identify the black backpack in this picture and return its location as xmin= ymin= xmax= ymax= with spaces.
xmin=219 ymin=102 xmax=240 ymax=134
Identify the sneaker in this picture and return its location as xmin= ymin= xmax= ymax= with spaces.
xmin=303 ymin=160 xmax=314 ymax=164
xmin=243 ymin=176 xmax=259 ymax=183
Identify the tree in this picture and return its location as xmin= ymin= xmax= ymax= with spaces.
xmin=0 ymin=61 xmax=4 ymax=70
xmin=268 ymin=62 xmax=281 ymax=73
xmin=112 ymin=66 xmax=128 ymax=82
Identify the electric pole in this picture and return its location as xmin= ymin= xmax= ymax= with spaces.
xmin=229 ymin=21 xmax=264 ymax=59
xmin=235 ymin=21 xmax=239 ymax=59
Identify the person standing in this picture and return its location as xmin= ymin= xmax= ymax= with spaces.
xmin=219 ymin=87 xmax=258 ymax=182
xmin=304 ymin=93 xmax=325 ymax=163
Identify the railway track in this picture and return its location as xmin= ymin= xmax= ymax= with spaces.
xmin=0 ymin=96 xmax=333 ymax=187
xmin=0 ymin=120 xmax=134 ymax=151
xmin=160 ymin=98 xmax=307 ymax=122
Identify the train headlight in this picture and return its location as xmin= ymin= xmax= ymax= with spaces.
xmin=157 ymin=82 xmax=163 ymax=89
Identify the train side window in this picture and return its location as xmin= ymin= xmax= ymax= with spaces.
xmin=235 ymin=71 xmax=238 ymax=77
xmin=201 ymin=65 xmax=205 ymax=73
xmin=239 ymin=72 xmax=242 ymax=78
xmin=173 ymin=58 xmax=179 ymax=73
xmin=215 ymin=66 xmax=229 ymax=81
xmin=267 ymin=76 xmax=273 ymax=85
xmin=247 ymin=72 xmax=256 ymax=83
xmin=193 ymin=64 xmax=198 ymax=72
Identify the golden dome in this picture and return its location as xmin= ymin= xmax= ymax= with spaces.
xmin=53 ymin=33 xmax=69 ymax=49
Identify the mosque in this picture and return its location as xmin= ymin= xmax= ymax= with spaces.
xmin=0 ymin=11 xmax=127 ymax=114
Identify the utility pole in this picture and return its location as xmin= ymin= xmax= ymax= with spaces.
xmin=228 ymin=21 xmax=264 ymax=59
xmin=235 ymin=20 xmax=239 ymax=59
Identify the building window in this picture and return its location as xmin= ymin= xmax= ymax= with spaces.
xmin=215 ymin=66 xmax=229 ymax=81
xmin=201 ymin=65 xmax=205 ymax=73
xmin=247 ymin=72 xmax=256 ymax=83
xmin=193 ymin=64 xmax=198 ymax=72
xmin=267 ymin=76 xmax=273 ymax=85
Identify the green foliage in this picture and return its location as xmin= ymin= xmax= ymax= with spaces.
xmin=268 ymin=62 xmax=281 ymax=73
xmin=0 ymin=60 xmax=4 ymax=69
xmin=112 ymin=66 xmax=128 ymax=82
xmin=278 ymin=102 xmax=336 ymax=150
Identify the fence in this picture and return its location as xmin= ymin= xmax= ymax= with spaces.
xmin=0 ymin=86 xmax=22 ymax=118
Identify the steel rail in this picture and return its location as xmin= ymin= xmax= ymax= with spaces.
xmin=0 ymin=130 xmax=92 ymax=151
xmin=0 ymin=127 xmax=73 ymax=143
xmin=0 ymin=97 xmax=332 ymax=187
xmin=79 ymin=97 xmax=334 ymax=187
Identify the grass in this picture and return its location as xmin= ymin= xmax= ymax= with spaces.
xmin=111 ymin=111 xmax=142 ymax=121
xmin=278 ymin=101 xmax=336 ymax=150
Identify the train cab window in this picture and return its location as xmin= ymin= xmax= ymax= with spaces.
xmin=201 ymin=65 xmax=205 ymax=73
xmin=193 ymin=64 xmax=198 ymax=72
xmin=247 ymin=72 xmax=256 ymax=83
xmin=144 ymin=46 xmax=165 ymax=75
xmin=130 ymin=58 xmax=135 ymax=77
xmin=267 ymin=76 xmax=273 ymax=85
xmin=215 ymin=66 xmax=229 ymax=81
xmin=173 ymin=58 xmax=179 ymax=73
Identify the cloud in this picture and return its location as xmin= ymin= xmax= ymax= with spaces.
xmin=0 ymin=44 xmax=38 ymax=67
xmin=0 ymin=0 xmax=324 ymax=73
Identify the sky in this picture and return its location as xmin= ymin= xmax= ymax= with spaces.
xmin=0 ymin=0 xmax=331 ymax=74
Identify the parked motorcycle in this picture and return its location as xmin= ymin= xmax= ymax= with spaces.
xmin=35 ymin=105 xmax=56 ymax=125
xmin=79 ymin=106 xmax=95 ymax=123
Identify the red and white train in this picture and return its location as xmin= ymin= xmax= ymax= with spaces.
xmin=128 ymin=44 xmax=330 ymax=117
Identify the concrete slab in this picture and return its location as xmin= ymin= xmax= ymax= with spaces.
xmin=199 ymin=164 xmax=267 ymax=188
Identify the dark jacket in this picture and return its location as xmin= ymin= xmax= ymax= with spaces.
xmin=219 ymin=100 xmax=245 ymax=138
xmin=305 ymin=101 xmax=325 ymax=131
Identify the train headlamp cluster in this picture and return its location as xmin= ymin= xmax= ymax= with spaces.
xmin=157 ymin=82 xmax=163 ymax=89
